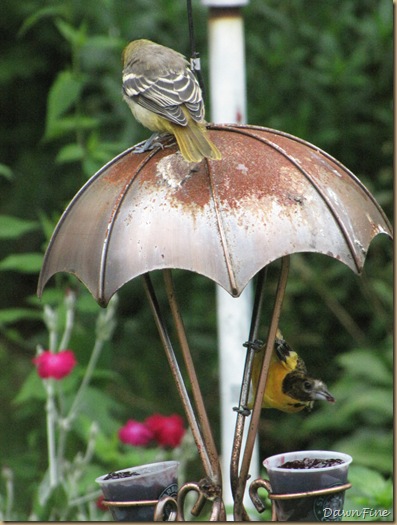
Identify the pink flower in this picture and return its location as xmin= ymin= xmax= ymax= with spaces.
xmin=118 ymin=419 xmax=154 ymax=446
xmin=145 ymin=414 xmax=185 ymax=448
xmin=33 ymin=350 xmax=77 ymax=380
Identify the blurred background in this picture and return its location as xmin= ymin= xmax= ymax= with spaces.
xmin=0 ymin=0 xmax=393 ymax=520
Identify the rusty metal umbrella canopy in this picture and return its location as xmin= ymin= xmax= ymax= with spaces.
xmin=38 ymin=124 xmax=392 ymax=520
xmin=37 ymin=124 xmax=391 ymax=305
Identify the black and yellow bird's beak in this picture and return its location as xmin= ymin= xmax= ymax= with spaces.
xmin=311 ymin=380 xmax=336 ymax=404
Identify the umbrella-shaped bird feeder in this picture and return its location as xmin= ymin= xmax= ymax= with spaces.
xmin=38 ymin=124 xmax=392 ymax=521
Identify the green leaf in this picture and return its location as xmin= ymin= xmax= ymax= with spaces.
xmin=83 ymin=34 xmax=124 ymax=51
xmin=37 ymin=210 xmax=60 ymax=241
xmin=45 ymin=115 xmax=98 ymax=141
xmin=55 ymin=143 xmax=85 ymax=164
xmin=45 ymin=71 xmax=83 ymax=139
xmin=78 ymin=385 xmax=121 ymax=427
xmin=93 ymin=428 xmax=159 ymax=468
xmin=0 ymin=253 xmax=43 ymax=273
xmin=337 ymin=349 xmax=392 ymax=385
xmin=0 ymin=215 xmax=39 ymax=240
xmin=55 ymin=19 xmax=87 ymax=48
xmin=13 ymin=370 xmax=46 ymax=405
xmin=0 ymin=163 xmax=13 ymax=180
xmin=335 ymin=429 xmax=392 ymax=474
xmin=344 ymin=465 xmax=393 ymax=520
xmin=34 ymin=474 xmax=69 ymax=520
xmin=18 ymin=6 xmax=67 ymax=37
xmin=348 ymin=465 xmax=388 ymax=498
xmin=0 ymin=308 xmax=42 ymax=324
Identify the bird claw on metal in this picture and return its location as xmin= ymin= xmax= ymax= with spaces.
xmin=132 ymin=132 xmax=174 ymax=154
xmin=243 ymin=339 xmax=264 ymax=353
xmin=233 ymin=405 xmax=251 ymax=417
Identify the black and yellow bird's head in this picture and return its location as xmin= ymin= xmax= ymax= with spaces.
xmin=250 ymin=330 xmax=335 ymax=413
xmin=281 ymin=371 xmax=335 ymax=411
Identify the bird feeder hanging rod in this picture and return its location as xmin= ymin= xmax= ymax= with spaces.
xmin=142 ymin=273 xmax=216 ymax=481
xmin=233 ymin=256 xmax=290 ymax=520
xmin=230 ymin=267 xmax=267 ymax=498
xmin=163 ymin=270 xmax=222 ymax=485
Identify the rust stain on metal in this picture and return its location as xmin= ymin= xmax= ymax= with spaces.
xmin=154 ymin=153 xmax=212 ymax=210
xmin=101 ymin=152 xmax=140 ymax=186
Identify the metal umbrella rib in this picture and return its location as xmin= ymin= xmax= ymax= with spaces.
xmin=251 ymin=133 xmax=362 ymax=273
xmin=206 ymin=159 xmax=239 ymax=296
xmin=99 ymin=149 xmax=162 ymax=301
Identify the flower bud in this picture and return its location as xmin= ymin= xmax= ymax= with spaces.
xmin=145 ymin=414 xmax=185 ymax=448
xmin=118 ymin=419 xmax=154 ymax=446
xmin=33 ymin=349 xmax=77 ymax=380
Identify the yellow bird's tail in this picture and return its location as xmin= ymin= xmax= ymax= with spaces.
xmin=172 ymin=118 xmax=222 ymax=163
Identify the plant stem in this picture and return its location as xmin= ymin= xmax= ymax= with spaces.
xmin=44 ymin=305 xmax=58 ymax=352
xmin=45 ymin=379 xmax=58 ymax=487
xmin=59 ymin=291 xmax=76 ymax=350
xmin=65 ymin=337 xmax=104 ymax=424
xmin=2 ymin=467 xmax=14 ymax=520
xmin=69 ymin=490 xmax=102 ymax=507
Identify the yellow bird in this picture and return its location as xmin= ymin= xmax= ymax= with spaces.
xmin=122 ymin=39 xmax=222 ymax=163
xmin=250 ymin=330 xmax=335 ymax=413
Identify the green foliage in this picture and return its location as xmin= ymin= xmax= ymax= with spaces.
xmin=0 ymin=215 xmax=39 ymax=239
xmin=0 ymin=0 xmax=392 ymax=520
xmin=0 ymin=252 xmax=43 ymax=273
xmin=343 ymin=465 xmax=393 ymax=521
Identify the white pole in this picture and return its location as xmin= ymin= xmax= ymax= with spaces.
xmin=201 ymin=0 xmax=258 ymax=517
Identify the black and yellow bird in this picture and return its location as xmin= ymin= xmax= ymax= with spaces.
xmin=250 ymin=330 xmax=335 ymax=413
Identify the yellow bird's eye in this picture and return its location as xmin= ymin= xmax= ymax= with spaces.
xmin=303 ymin=381 xmax=313 ymax=391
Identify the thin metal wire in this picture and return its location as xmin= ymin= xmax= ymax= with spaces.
xmin=102 ymin=499 xmax=159 ymax=507
xmin=269 ymin=482 xmax=352 ymax=500
xmin=186 ymin=0 xmax=206 ymax=97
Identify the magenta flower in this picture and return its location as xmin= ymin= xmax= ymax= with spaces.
xmin=118 ymin=419 xmax=154 ymax=446
xmin=33 ymin=349 xmax=77 ymax=380
xmin=145 ymin=414 xmax=185 ymax=448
